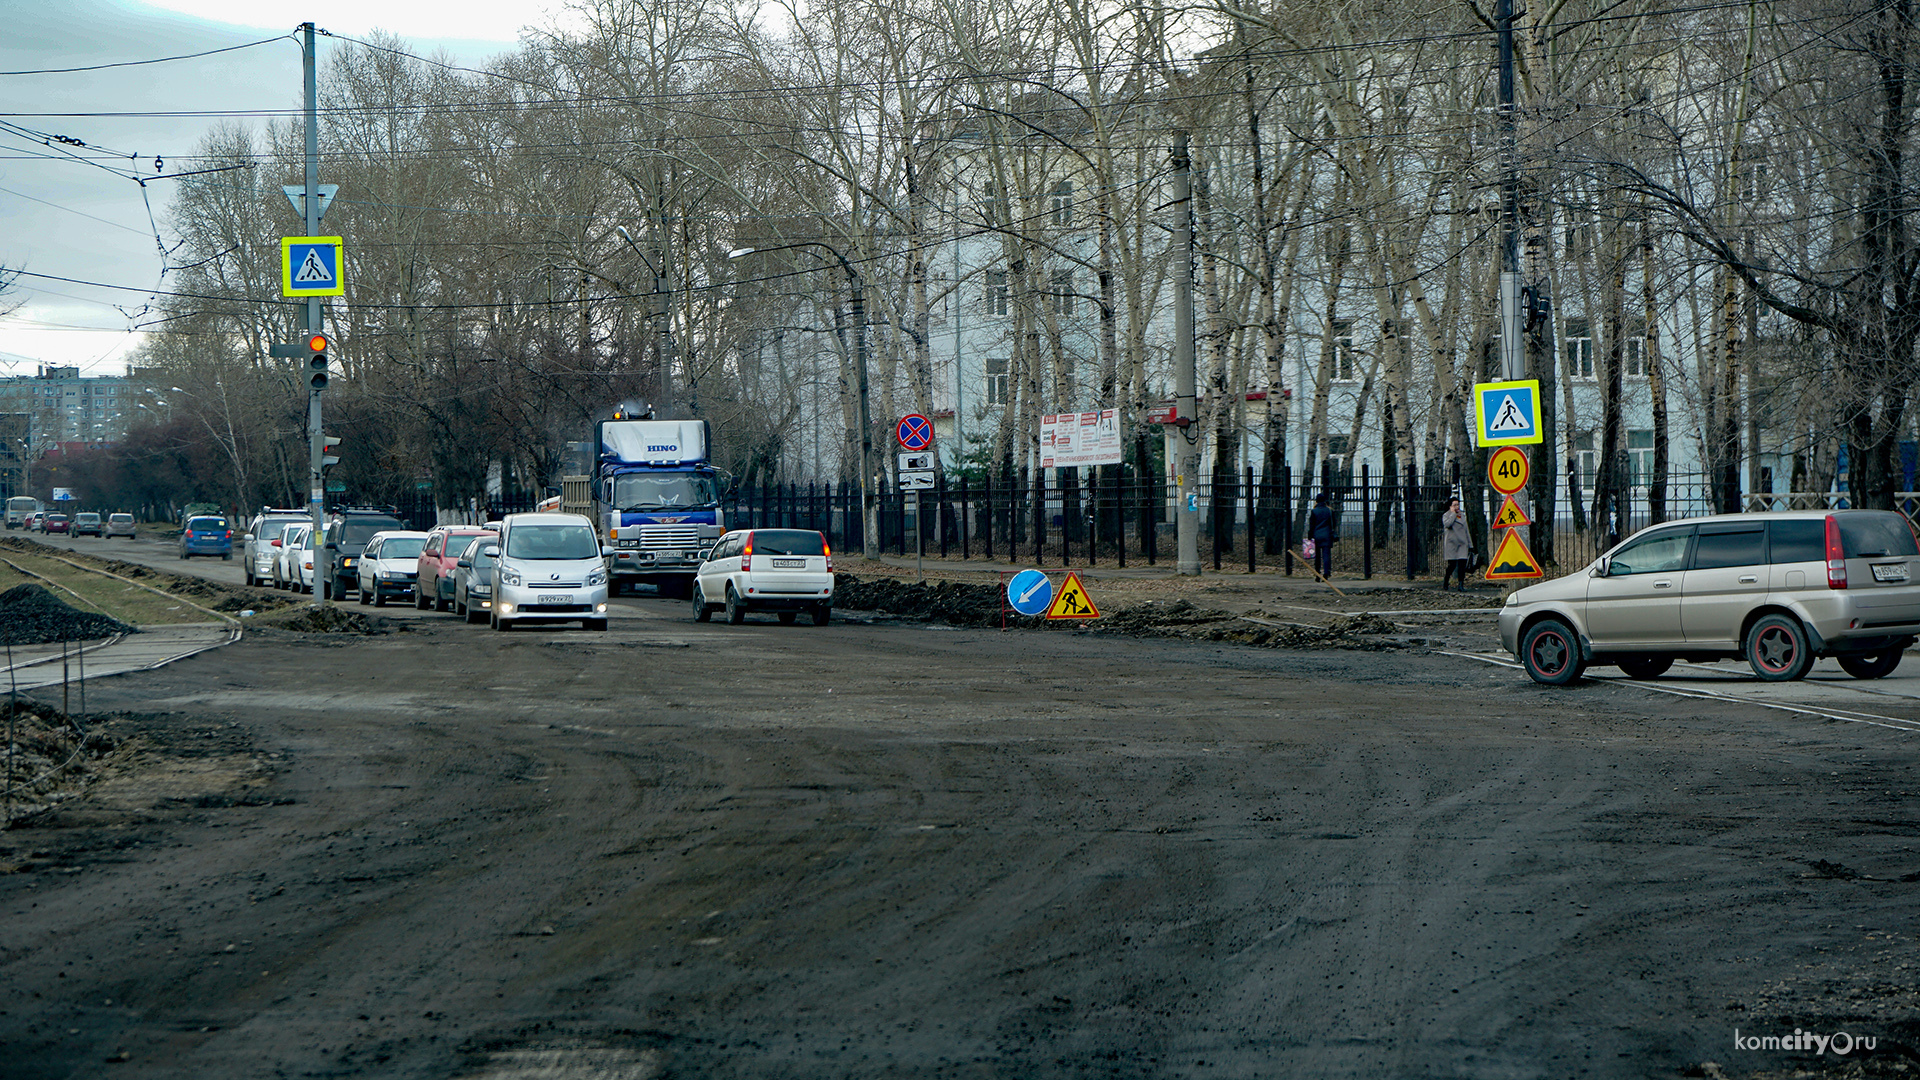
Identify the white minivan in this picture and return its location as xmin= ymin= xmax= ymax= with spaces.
xmin=490 ymin=512 xmax=609 ymax=631
xmin=692 ymin=528 xmax=833 ymax=625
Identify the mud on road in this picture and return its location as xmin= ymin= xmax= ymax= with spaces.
xmin=4 ymin=597 xmax=1919 ymax=1079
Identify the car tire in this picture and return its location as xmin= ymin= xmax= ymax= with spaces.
xmin=435 ymin=585 xmax=451 ymax=613
xmin=1746 ymin=614 xmax=1814 ymax=682
xmin=811 ymin=605 xmax=830 ymax=626
xmin=244 ymin=567 xmax=256 ymax=587
xmin=415 ymin=582 xmax=430 ymax=610
xmin=1520 ymin=618 xmax=1584 ymax=686
xmin=778 ymin=611 xmax=798 ymax=625
xmin=222 ymin=553 xmax=232 ymax=561
xmin=586 ymin=618 xmax=608 ymax=631
xmin=1837 ymin=650 xmax=1903 ymax=679
xmin=1617 ymin=655 xmax=1673 ymax=680
xmin=725 ymin=586 xmax=746 ymax=624
xmin=691 ymin=583 xmax=712 ymax=623
xmin=456 ymin=595 xmax=467 ymax=617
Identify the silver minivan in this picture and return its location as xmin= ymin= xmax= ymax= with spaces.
xmin=692 ymin=528 xmax=834 ymax=625
xmin=1499 ymin=510 xmax=1920 ymax=684
xmin=490 ymin=512 xmax=609 ymax=631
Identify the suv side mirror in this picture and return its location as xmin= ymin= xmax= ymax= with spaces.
xmin=457 ymin=557 xmax=471 ymax=568
xmin=324 ymin=541 xmax=339 ymax=550
xmin=482 ymin=545 xmax=500 ymax=557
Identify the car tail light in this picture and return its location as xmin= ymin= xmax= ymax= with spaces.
xmin=1826 ymin=514 xmax=1848 ymax=589
xmin=823 ymin=539 xmax=832 ymax=572
xmin=741 ymin=533 xmax=752 ymax=572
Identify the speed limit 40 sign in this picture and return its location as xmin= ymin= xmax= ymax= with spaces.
xmin=1488 ymin=446 xmax=1529 ymax=495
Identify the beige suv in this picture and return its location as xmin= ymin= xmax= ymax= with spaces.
xmin=1499 ymin=510 xmax=1920 ymax=684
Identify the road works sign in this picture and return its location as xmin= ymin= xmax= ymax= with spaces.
xmin=1487 ymin=446 xmax=1530 ymax=495
xmin=1473 ymin=379 xmax=1543 ymax=446
xmin=1485 ymin=527 xmax=1544 ymax=580
xmin=1492 ymin=494 xmax=1531 ymax=529
xmin=1045 ymin=571 xmax=1101 ymax=620
xmin=282 ymin=236 xmax=344 ymax=297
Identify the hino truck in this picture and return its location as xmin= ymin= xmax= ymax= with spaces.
xmin=572 ymin=415 xmax=725 ymax=598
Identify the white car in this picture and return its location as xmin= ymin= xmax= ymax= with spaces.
xmin=276 ymin=525 xmax=323 ymax=592
xmin=489 ymin=512 xmax=609 ymax=631
xmin=692 ymin=528 xmax=833 ymax=625
xmin=244 ymin=511 xmax=309 ymax=587
xmin=357 ymin=530 xmax=430 ymax=606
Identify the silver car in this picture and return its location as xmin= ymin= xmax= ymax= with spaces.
xmin=1499 ymin=510 xmax=1920 ymax=684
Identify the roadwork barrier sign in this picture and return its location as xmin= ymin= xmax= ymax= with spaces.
xmin=1045 ymin=571 xmax=1101 ymax=620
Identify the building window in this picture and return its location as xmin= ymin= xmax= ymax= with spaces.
xmin=979 ymin=183 xmax=1004 ymax=227
xmin=986 ymin=270 xmax=1009 ymax=316
xmin=1625 ymin=319 xmax=1648 ymax=377
xmin=1329 ymin=319 xmax=1356 ymax=381
xmin=1324 ymin=435 xmax=1351 ymax=480
xmin=1049 ymin=270 xmax=1074 ymax=316
xmin=1050 ymin=182 xmax=1074 ymax=226
xmin=985 ymin=357 xmax=1009 ymax=406
xmin=1574 ymin=432 xmax=1596 ymax=492
xmin=1628 ymin=429 xmax=1654 ymax=486
xmin=1565 ymin=317 xmax=1594 ymax=379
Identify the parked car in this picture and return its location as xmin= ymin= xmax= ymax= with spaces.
xmin=71 ymin=512 xmax=103 ymax=537
xmin=452 ymin=536 xmax=500 ymax=623
xmin=357 ymin=530 xmax=430 ymax=606
xmin=692 ymin=528 xmax=833 ymax=625
xmin=178 ymin=514 xmax=233 ymax=559
xmin=321 ymin=508 xmax=409 ymax=602
xmin=1500 ymin=509 xmax=1920 ymax=685
xmin=287 ymin=525 xmax=324 ymax=592
xmin=243 ymin=509 xmax=309 ymax=587
xmin=489 ymin=512 xmax=609 ymax=631
xmin=41 ymin=512 xmax=71 ymax=535
xmin=27 ymin=511 xmax=47 ymax=532
xmin=415 ymin=525 xmax=497 ymax=612
xmin=105 ymin=513 xmax=136 ymax=539
xmin=274 ymin=525 xmax=311 ymax=590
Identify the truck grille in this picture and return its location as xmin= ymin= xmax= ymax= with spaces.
xmin=636 ymin=525 xmax=701 ymax=550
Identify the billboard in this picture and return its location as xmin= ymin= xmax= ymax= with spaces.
xmin=1040 ymin=410 xmax=1122 ymax=468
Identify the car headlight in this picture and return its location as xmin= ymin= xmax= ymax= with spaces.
xmin=587 ymin=567 xmax=607 ymax=586
xmin=343 ymin=557 xmax=355 ymax=568
xmin=499 ymin=568 xmax=521 ymax=587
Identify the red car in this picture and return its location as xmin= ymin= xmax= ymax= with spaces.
xmin=42 ymin=513 xmax=70 ymax=534
xmin=415 ymin=525 xmax=497 ymax=612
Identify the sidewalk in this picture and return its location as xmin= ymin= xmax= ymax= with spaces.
xmin=1 ymin=624 xmax=239 ymax=692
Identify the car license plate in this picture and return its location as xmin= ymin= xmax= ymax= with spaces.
xmin=1872 ymin=563 xmax=1910 ymax=583
xmin=537 ymin=594 xmax=570 ymax=605
xmin=772 ymin=558 xmax=805 ymax=568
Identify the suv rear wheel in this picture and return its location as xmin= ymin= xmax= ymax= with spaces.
xmin=1521 ymin=619 xmax=1584 ymax=685
xmin=725 ymin=585 xmax=746 ymax=624
xmin=691 ymin=583 xmax=712 ymax=622
xmin=1837 ymin=650 xmax=1903 ymax=680
xmin=1617 ymin=655 xmax=1673 ymax=680
xmin=1746 ymin=614 xmax=1814 ymax=682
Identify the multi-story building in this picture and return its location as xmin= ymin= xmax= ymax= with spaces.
xmin=0 ymin=364 xmax=137 ymax=496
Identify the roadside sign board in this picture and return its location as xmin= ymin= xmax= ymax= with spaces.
xmin=1045 ymin=571 xmax=1100 ymax=620
xmin=51 ymin=487 xmax=73 ymax=501
xmin=1485 ymin=528 xmax=1544 ymax=580
xmin=1473 ymin=379 xmax=1543 ymax=446
xmin=1492 ymin=494 xmax=1531 ymax=529
xmin=281 ymin=236 xmax=345 ymax=297
xmin=1040 ymin=409 xmax=1122 ymax=467
xmin=1488 ymin=446 xmax=1530 ymax=495
xmin=1007 ymin=569 xmax=1053 ymax=616
xmin=898 ymin=470 xmax=935 ymax=490
xmin=896 ymin=414 xmax=933 ymax=451
xmin=898 ymin=451 xmax=933 ymax=472
xmin=282 ymin=183 xmax=339 ymax=223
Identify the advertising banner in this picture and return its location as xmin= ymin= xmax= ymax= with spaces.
xmin=1040 ymin=409 xmax=1122 ymax=468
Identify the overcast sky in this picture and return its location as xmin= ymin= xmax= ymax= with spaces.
xmin=0 ymin=0 xmax=550 ymax=378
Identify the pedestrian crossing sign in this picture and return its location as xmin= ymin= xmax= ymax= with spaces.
xmin=1045 ymin=571 xmax=1101 ymax=620
xmin=281 ymin=236 xmax=345 ymax=297
xmin=1473 ymin=379 xmax=1543 ymax=447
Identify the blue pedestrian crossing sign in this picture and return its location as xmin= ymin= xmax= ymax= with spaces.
xmin=1473 ymin=379 xmax=1544 ymax=447
xmin=1007 ymin=569 xmax=1053 ymax=616
xmin=281 ymin=236 xmax=344 ymax=297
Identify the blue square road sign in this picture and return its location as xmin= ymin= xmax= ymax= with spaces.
xmin=282 ymin=236 xmax=345 ymax=297
xmin=1473 ymin=379 xmax=1543 ymax=447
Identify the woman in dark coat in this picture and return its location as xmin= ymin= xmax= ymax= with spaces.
xmin=1440 ymin=496 xmax=1472 ymax=589
xmin=1308 ymin=492 xmax=1335 ymax=578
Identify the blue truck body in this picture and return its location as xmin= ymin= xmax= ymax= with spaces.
xmin=592 ymin=418 xmax=725 ymax=597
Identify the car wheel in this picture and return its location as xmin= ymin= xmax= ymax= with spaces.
xmin=586 ymin=618 xmax=608 ymax=631
xmin=244 ymin=567 xmax=256 ymax=587
xmin=1520 ymin=618 xmax=1584 ymax=686
xmin=222 ymin=553 xmax=232 ymax=561
xmin=778 ymin=611 xmax=798 ymax=625
xmin=1617 ymin=655 xmax=1673 ymax=680
xmin=691 ymin=583 xmax=712 ymax=623
xmin=415 ymin=581 xmax=430 ymax=610
xmin=725 ymin=585 xmax=746 ymax=624
xmin=1837 ymin=650 xmax=1903 ymax=679
xmin=1746 ymin=614 xmax=1814 ymax=682
xmin=812 ymin=605 xmax=831 ymax=626
xmin=435 ymin=582 xmax=451 ymax=612
xmin=456 ymin=595 xmax=467 ymax=616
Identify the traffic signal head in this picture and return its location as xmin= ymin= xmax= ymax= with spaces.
xmin=322 ymin=435 xmax=341 ymax=469
xmin=307 ymin=333 xmax=329 ymax=390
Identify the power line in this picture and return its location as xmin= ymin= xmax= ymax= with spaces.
xmin=0 ymin=35 xmax=290 ymax=77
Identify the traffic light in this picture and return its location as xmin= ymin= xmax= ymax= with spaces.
xmin=322 ymin=435 xmax=341 ymax=469
xmin=307 ymin=332 xmax=329 ymax=390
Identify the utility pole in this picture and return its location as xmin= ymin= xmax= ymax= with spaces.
xmin=301 ymin=22 xmax=326 ymax=608
xmin=1497 ymin=0 xmax=1523 ymax=384
xmin=852 ymin=269 xmax=877 ymax=560
xmin=1172 ymin=133 xmax=1201 ymax=576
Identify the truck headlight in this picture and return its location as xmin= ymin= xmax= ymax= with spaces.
xmin=587 ymin=567 xmax=607 ymax=586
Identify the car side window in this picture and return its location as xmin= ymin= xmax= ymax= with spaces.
xmin=1609 ymin=529 xmax=1692 ymax=575
xmin=1693 ymin=526 xmax=1765 ymax=570
xmin=1769 ymin=520 xmax=1826 ymax=563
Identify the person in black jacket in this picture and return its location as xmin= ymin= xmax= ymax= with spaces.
xmin=1308 ymin=492 xmax=1335 ymax=578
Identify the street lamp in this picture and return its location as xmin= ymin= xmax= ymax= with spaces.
xmin=728 ymin=242 xmax=877 ymax=559
xmin=617 ymin=225 xmax=677 ymax=418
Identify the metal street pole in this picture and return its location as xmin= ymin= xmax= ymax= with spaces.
xmin=302 ymin=22 xmax=325 ymax=608
xmin=1172 ymin=134 xmax=1202 ymax=576
xmin=850 ymin=269 xmax=878 ymax=560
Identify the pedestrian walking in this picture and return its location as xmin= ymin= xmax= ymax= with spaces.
xmin=1441 ymin=496 xmax=1472 ymax=589
xmin=1308 ymin=492 xmax=1336 ymax=579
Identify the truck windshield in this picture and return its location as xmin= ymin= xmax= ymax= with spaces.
xmin=506 ymin=524 xmax=599 ymax=560
xmin=612 ymin=474 xmax=716 ymax=510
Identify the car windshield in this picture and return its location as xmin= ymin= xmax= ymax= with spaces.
xmin=187 ymin=516 xmax=225 ymax=530
xmin=611 ymin=473 xmax=717 ymax=511
xmin=380 ymin=537 xmax=426 ymax=560
xmin=1838 ymin=513 xmax=1920 ymax=558
xmin=260 ymin=518 xmax=304 ymax=540
xmin=337 ymin=519 xmax=404 ymax=546
xmin=752 ymin=529 xmax=826 ymax=556
xmin=47 ymin=515 xmax=67 ymax=523
xmin=505 ymin=524 xmax=599 ymax=560
xmin=110 ymin=515 xmax=132 ymax=522
xmin=77 ymin=514 xmax=99 ymax=522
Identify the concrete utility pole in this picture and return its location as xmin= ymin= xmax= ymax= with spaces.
xmin=301 ymin=22 xmax=326 ymax=608
xmin=1172 ymin=134 xmax=1202 ymax=576
xmin=1496 ymin=0 xmax=1524 ymax=384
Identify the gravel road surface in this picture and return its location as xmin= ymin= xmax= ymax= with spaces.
xmin=3 ymin=533 xmax=1917 ymax=1079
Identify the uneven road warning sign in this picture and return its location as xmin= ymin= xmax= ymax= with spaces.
xmin=281 ymin=236 xmax=344 ymax=297
xmin=1045 ymin=570 xmax=1101 ymax=620
xmin=1492 ymin=494 xmax=1531 ymax=529
xmin=1485 ymin=528 xmax=1544 ymax=580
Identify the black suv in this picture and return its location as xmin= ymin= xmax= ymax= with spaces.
xmin=322 ymin=507 xmax=408 ymax=602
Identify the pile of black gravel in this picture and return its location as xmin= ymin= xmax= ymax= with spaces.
xmin=0 ymin=583 xmax=136 ymax=646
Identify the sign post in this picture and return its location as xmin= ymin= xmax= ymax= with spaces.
xmin=896 ymin=415 xmax=934 ymax=579
xmin=1484 ymin=446 xmax=1541 ymax=581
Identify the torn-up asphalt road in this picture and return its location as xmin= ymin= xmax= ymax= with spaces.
xmin=3 ymin=589 xmax=1918 ymax=1079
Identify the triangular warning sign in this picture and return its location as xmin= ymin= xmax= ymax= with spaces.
xmin=1484 ymin=528 xmax=1543 ymax=580
xmin=1488 ymin=394 xmax=1530 ymax=432
xmin=294 ymin=248 xmax=333 ymax=283
xmin=1492 ymin=494 xmax=1531 ymax=528
xmin=1045 ymin=570 xmax=1101 ymax=619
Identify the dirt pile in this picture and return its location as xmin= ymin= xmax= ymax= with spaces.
xmin=833 ymin=574 xmax=1023 ymax=628
xmin=0 ymin=584 xmax=136 ymax=645
xmin=252 ymin=605 xmax=393 ymax=634
xmin=0 ymin=699 xmax=118 ymax=825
